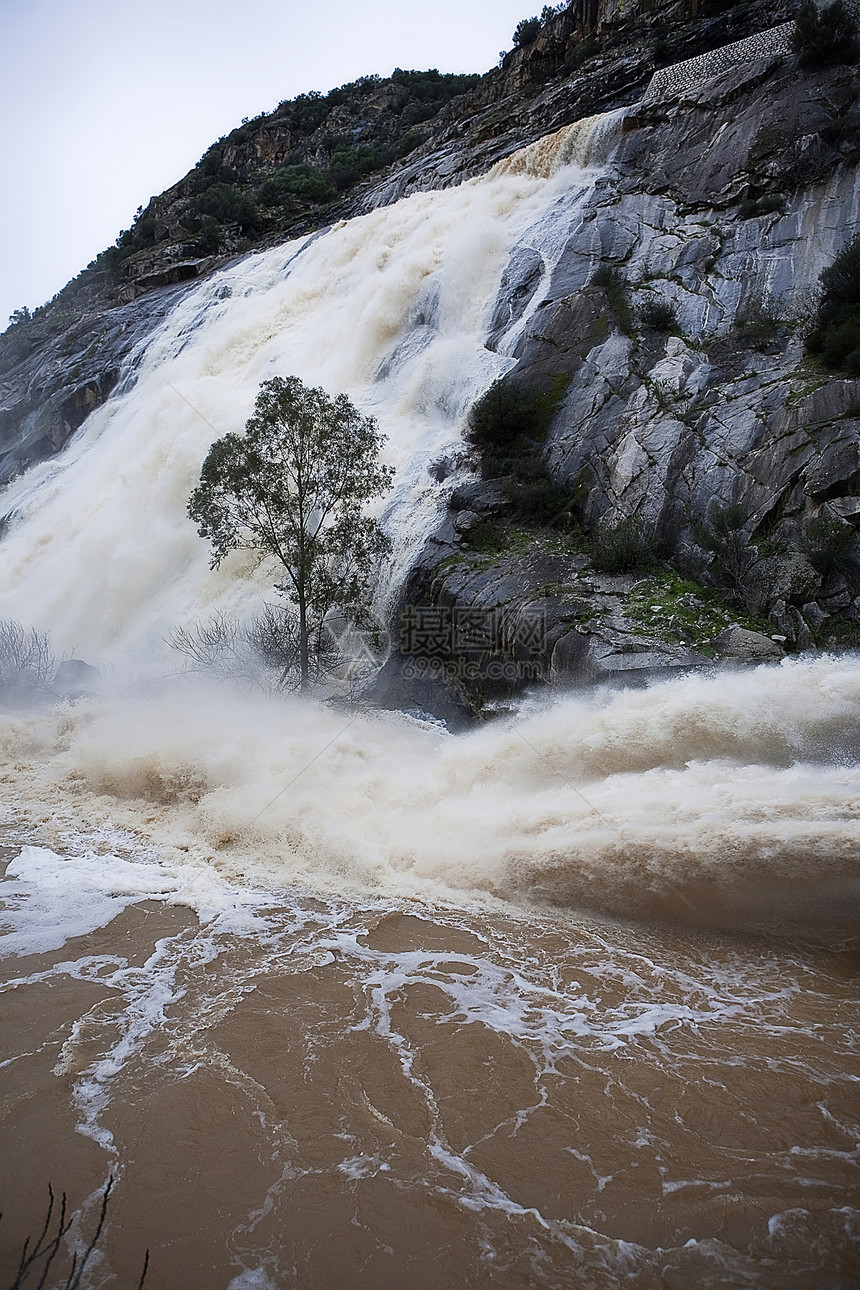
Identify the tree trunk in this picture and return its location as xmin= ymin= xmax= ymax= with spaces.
xmin=298 ymin=592 xmax=309 ymax=692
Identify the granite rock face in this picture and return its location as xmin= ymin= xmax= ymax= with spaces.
xmin=0 ymin=282 xmax=199 ymax=484
xmin=509 ymin=57 xmax=860 ymax=549
xmin=381 ymin=45 xmax=860 ymax=715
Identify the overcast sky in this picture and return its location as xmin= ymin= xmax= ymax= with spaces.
xmin=0 ymin=0 xmax=534 ymax=330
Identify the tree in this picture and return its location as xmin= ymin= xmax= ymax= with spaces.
xmin=513 ymin=16 xmax=541 ymax=47
xmin=792 ymin=0 xmax=857 ymax=65
xmin=188 ymin=375 xmax=394 ymax=691
xmin=806 ymin=232 xmax=860 ymax=373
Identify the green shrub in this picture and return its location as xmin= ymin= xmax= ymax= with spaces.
xmin=639 ymin=299 xmax=678 ymax=333
xmin=738 ymin=193 xmax=786 ymax=219
xmin=591 ymin=265 xmax=633 ymax=334
xmin=390 ymin=68 xmax=480 ymax=101
xmin=590 ymin=516 xmax=659 ymax=573
xmin=329 ymin=144 xmax=395 ymax=190
xmin=197 ymin=183 xmax=259 ymax=234
xmin=564 ymin=35 xmax=599 ymax=71
xmin=468 ymin=381 xmax=544 ymax=455
xmin=505 ymin=475 xmax=580 ymax=528
xmin=792 ymin=0 xmax=858 ymax=65
xmin=188 ymin=215 xmax=222 ymax=256
xmin=259 ymin=164 xmax=337 ymax=208
xmin=800 ymin=514 xmax=857 ymax=576
xmin=735 ymin=292 xmax=782 ymax=349
xmin=513 ymin=16 xmax=541 ymax=46
xmin=290 ymin=91 xmax=330 ymax=133
xmin=467 ymin=377 xmax=568 ymax=455
xmin=807 ymin=232 xmax=860 ymax=372
xmin=693 ymin=502 xmax=767 ymax=610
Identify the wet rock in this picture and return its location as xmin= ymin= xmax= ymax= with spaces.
xmin=801 ymin=601 xmax=828 ymax=632
xmin=768 ymin=599 xmax=798 ymax=645
xmin=53 ymin=658 xmax=100 ymax=698
xmin=712 ymin=626 xmax=784 ymax=662
xmin=788 ymin=608 xmax=816 ymax=651
xmin=486 ymin=247 xmax=545 ymax=350
xmin=449 ymin=479 xmax=508 ymax=515
xmin=819 ymin=580 xmax=853 ymax=612
xmin=0 ymin=280 xmax=198 ymax=483
xmin=553 ymin=626 xmax=708 ymax=685
xmin=452 ymin=509 xmax=482 ymax=535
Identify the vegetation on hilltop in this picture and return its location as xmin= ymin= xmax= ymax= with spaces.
xmin=84 ymin=70 xmax=482 ymax=279
xmin=3 ymin=0 xmax=799 ymax=344
xmin=1 ymin=68 xmax=481 ymax=339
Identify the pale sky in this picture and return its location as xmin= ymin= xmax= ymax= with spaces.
xmin=0 ymin=0 xmax=535 ymax=330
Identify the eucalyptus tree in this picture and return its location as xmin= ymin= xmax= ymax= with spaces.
xmin=188 ymin=375 xmax=393 ymax=690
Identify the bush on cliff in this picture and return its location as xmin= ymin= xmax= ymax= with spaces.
xmin=589 ymin=515 xmax=661 ymax=573
xmin=693 ymin=502 xmax=767 ymax=612
xmin=800 ymin=514 xmax=858 ymax=578
xmin=259 ymin=165 xmax=337 ymax=208
xmin=467 ymin=376 xmax=568 ymax=470
xmin=792 ymin=0 xmax=858 ymax=65
xmin=806 ymin=231 xmax=860 ymax=374
xmin=196 ymin=184 xmax=259 ymax=235
xmin=639 ymin=299 xmax=679 ymax=334
xmin=468 ymin=380 xmax=549 ymax=456
xmin=513 ymin=17 xmax=541 ymax=46
xmin=591 ymin=265 xmax=633 ymax=335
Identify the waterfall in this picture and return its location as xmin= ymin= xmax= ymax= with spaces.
xmin=0 ymin=102 xmax=856 ymax=926
xmin=1 ymin=104 xmax=858 ymax=1290
xmin=0 ymin=116 xmax=620 ymax=666
xmin=488 ymin=107 xmax=628 ymax=178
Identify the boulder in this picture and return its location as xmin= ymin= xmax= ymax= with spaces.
xmin=712 ymin=626 xmax=784 ymax=662
xmin=53 ymin=658 xmax=100 ymax=698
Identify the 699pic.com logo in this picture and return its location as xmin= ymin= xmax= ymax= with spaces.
xmin=399 ymin=606 xmax=547 ymax=683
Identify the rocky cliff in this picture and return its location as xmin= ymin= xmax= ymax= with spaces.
xmin=376 ymin=13 xmax=860 ymax=718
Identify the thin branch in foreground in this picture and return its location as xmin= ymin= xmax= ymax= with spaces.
xmin=1 ymin=1177 xmax=149 ymax=1290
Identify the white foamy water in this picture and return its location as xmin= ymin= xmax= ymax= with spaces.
xmin=0 ymin=654 xmax=857 ymax=930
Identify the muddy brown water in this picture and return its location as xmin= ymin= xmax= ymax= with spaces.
xmin=2 ymin=878 xmax=858 ymax=1289
xmin=1 ymin=665 xmax=859 ymax=1287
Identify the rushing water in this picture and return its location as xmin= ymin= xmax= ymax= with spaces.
xmin=0 ymin=116 xmax=859 ymax=1288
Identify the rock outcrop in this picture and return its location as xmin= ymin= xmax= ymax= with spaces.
xmin=379 ymin=35 xmax=860 ymax=715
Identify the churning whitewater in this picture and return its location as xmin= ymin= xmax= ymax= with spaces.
xmin=1 ymin=113 xmax=858 ymax=1290
xmin=0 ymin=656 xmax=858 ymax=931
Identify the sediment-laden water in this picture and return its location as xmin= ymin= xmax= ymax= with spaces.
xmin=0 ymin=116 xmax=858 ymax=1287
xmin=1 ymin=663 xmax=858 ymax=1288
